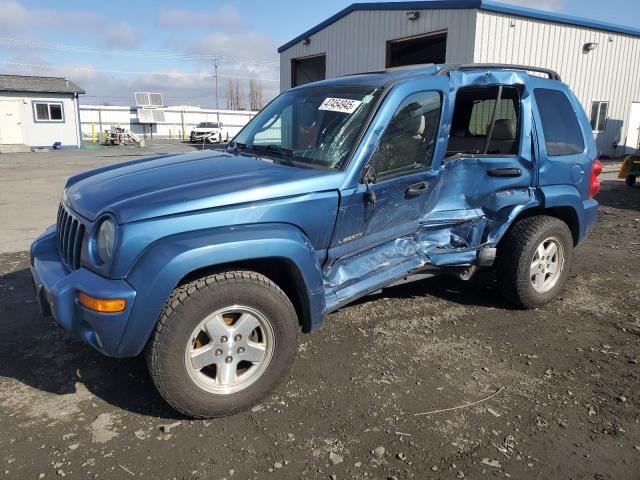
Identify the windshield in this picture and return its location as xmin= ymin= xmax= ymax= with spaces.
xmin=232 ymin=86 xmax=380 ymax=169
xmin=197 ymin=122 xmax=219 ymax=128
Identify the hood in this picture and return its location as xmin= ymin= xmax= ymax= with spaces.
xmin=192 ymin=127 xmax=219 ymax=132
xmin=65 ymin=150 xmax=342 ymax=224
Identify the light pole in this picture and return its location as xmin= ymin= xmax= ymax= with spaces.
xmin=214 ymin=57 xmax=220 ymax=124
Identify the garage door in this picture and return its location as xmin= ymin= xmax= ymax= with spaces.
xmin=0 ymin=102 xmax=24 ymax=145
xmin=386 ymin=31 xmax=447 ymax=68
xmin=292 ymin=55 xmax=326 ymax=87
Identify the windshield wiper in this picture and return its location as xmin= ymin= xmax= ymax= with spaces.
xmin=250 ymin=144 xmax=297 ymax=167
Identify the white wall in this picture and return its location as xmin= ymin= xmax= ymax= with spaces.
xmin=474 ymin=10 xmax=640 ymax=156
xmin=79 ymin=105 xmax=256 ymax=140
xmin=0 ymin=91 xmax=80 ymax=147
xmin=279 ymin=8 xmax=478 ymax=91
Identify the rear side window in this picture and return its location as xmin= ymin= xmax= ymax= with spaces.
xmin=534 ymin=88 xmax=585 ymax=156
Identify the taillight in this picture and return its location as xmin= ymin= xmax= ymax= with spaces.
xmin=588 ymin=158 xmax=602 ymax=198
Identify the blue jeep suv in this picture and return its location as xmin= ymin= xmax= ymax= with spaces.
xmin=30 ymin=64 xmax=600 ymax=417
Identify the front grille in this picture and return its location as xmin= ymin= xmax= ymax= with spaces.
xmin=56 ymin=203 xmax=85 ymax=270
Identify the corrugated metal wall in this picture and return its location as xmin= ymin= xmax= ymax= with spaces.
xmin=280 ymin=8 xmax=478 ymax=91
xmin=280 ymin=7 xmax=640 ymax=156
xmin=474 ymin=10 xmax=640 ymax=156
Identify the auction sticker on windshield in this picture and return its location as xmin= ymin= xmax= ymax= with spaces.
xmin=319 ymin=98 xmax=362 ymax=114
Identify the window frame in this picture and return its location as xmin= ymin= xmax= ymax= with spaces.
xmin=590 ymin=100 xmax=608 ymax=133
xmin=32 ymin=101 xmax=65 ymax=123
xmin=371 ymin=90 xmax=444 ymax=182
xmin=445 ymin=85 xmax=523 ymax=159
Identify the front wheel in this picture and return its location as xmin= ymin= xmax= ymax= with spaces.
xmin=146 ymin=271 xmax=299 ymax=418
xmin=626 ymin=175 xmax=636 ymax=187
xmin=496 ymin=216 xmax=574 ymax=308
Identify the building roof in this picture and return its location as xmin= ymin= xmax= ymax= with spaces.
xmin=0 ymin=75 xmax=85 ymax=94
xmin=278 ymin=0 xmax=640 ymax=53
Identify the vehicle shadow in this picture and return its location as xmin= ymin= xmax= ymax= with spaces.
xmin=346 ymin=270 xmax=515 ymax=310
xmin=0 ymin=264 xmax=181 ymax=419
xmin=597 ymin=179 xmax=640 ymax=212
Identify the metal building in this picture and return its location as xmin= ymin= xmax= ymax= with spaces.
xmin=278 ymin=0 xmax=640 ymax=156
xmin=0 ymin=75 xmax=84 ymax=152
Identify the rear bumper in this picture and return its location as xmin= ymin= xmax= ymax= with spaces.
xmin=30 ymin=228 xmax=136 ymax=357
xmin=579 ymin=198 xmax=598 ymax=246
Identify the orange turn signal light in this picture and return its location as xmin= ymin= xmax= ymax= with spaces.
xmin=77 ymin=292 xmax=126 ymax=313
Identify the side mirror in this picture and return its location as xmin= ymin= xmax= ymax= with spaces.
xmin=362 ymin=157 xmax=377 ymax=185
xmin=361 ymin=159 xmax=377 ymax=206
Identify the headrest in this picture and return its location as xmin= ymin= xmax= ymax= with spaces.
xmin=402 ymin=114 xmax=425 ymax=137
xmin=490 ymin=119 xmax=517 ymax=140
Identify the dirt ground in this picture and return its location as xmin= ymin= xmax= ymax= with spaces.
xmin=0 ymin=150 xmax=639 ymax=479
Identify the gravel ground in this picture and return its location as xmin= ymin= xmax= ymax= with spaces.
xmin=0 ymin=150 xmax=638 ymax=479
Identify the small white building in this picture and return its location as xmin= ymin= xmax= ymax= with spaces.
xmin=278 ymin=0 xmax=640 ymax=156
xmin=0 ymin=75 xmax=84 ymax=151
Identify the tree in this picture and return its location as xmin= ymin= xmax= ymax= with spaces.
xmin=226 ymin=79 xmax=247 ymax=110
xmin=234 ymin=81 xmax=246 ymax=110
xmin=249 ymin=79 xmax=264 ymax=111
xmin=226 ymin=80 xmax=235 ymax=110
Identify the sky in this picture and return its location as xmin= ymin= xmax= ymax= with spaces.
xmin=0 ymin=0 xmax=638 ymax=108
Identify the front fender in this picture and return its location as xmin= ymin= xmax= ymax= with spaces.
xmin=116 ymin=223 xmax=324 ymax=357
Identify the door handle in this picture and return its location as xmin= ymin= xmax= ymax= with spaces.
xmin=405 ymin=182 xmax=428 ymax=198
xmin=487 ymin=167 xmax=522 ymax=177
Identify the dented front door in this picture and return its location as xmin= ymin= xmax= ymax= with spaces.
xmin=324 ymin=86 xmax=446 ymax=301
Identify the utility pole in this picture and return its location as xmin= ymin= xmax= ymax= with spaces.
xmin=214 ymin=57 xmax=220 ymax=124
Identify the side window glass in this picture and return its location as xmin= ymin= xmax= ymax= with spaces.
xmin=534 ymin=88 xmax=585 ymax=156
xmin=447 ymin=86 xmax=521 ymax=157
xmin=374 ymin=91 xmax=442 ymax=178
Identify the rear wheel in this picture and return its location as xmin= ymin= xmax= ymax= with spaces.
xmin=496 ymin=215 xmax=574 ymax=308
xmin=626 ymin=175 xmax=636 ymax=187
xmin=146 ymin=271 xmax=299 ymax=418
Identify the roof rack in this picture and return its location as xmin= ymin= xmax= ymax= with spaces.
xmin=437 ymin=63 xmax=561 ymax=81
xmin=345 ymin=63 xmax=435 ymax=77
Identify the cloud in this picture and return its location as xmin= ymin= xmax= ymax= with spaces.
xmin=186 ymin=31 xmax=278 ymax=64
xmin=0 ymin=0 xmax=102 ymax=33
xmin=0 ymin=58 xmax=280 ymax=109
xmin=102 ymin=22 xmax=143 ymax=49
xmin=503 ymin=0 xmax=565 ymax=12
xmin=0 ymin=1 xmax=280 ymax=107
xmin=156 ymin=5 xmax=245 ymax=33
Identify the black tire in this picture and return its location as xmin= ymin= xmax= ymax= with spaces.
xmin=495 ymin=215 xmax=574 ymax=308
xmin=626 ymin=175 xmax=636 ymax=187
xmin=146 ymin=271 xmax=299 ymax=418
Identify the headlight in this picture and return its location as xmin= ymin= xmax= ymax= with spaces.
xmin=96 ymin=218 xmax=116 ymax=264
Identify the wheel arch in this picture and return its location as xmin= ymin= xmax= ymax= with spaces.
xmin=177 ymin=257 xmax=315 ymax=334
xmin=497 ymin=205 xmax=580 ymax=247
xmin=118 ymin=223 xmax=325 ymax=357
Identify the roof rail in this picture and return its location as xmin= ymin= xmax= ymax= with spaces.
xmin=437 ymin=63 xmax=561 ymax=81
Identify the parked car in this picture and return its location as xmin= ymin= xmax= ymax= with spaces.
xmin=31 ymin=64 xmax=600 ymax=418
xmin=190 ymin=121 xmax=229 ymax=143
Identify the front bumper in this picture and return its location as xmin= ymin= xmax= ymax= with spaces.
xmin=191 ymin=132 xmax=220 ymax=142
xmin=30 ymin=227 xmax=136 ymax=357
